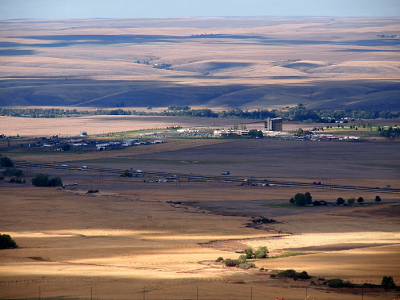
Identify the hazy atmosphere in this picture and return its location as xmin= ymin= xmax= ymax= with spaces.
xmin=1 ymin=0 xmax=400 ymax=19
xmin=1 ymin=0 xmax=400 ymax=298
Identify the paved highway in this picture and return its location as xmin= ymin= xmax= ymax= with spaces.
xmin=14 ymin=160 xmax=400 ymax=194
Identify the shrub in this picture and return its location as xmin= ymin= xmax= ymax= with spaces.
xmin=347 ymin=198 xmax=355 ymax=205
xmin=289 ymin=197 xmax=295 ymax=205
xmin=215 ymin=257 xmax=224 ymax=262
xmin=336 ymin=197 xmax=345 ymax=205
xmin=327 ymin=278 xmax=353 ymax=288
xmin=254 ymin=246 xmax=269 ymax=258
xmin=375 ymin=195 xmax=381 ymax=203
xmin=0 ymin=234 xmax=18 ymax=249
xmin=224 ymin=259 xmax=239 ymax=267
xmin=3 ymin=168 xmax=23 ymax=177
xmin=357 ymin=197 xmax=364 ymax=204
xmin=237 ymin=262 xmax=255 ymax=269
xmin=277 ymin=269 xmax=311 ymax=280
xmin=237 ymin=255 xmax=247 ymax=264
xmin=252 ymin=217 xmax=276 ymax=224
xmin=87 ymin=189 xmax=99 ymax=193
xmin=121 ymin=169 xmax=132 ymax=177
xmin=244 ymin=247 xmax=254 ymax=259
xmin=381 ymin=276 xmax=396 ymax=290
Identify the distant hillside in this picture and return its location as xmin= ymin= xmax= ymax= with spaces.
xmin=1 ymin=17 xmax=399 ymax=111
xmin=1 ymin=78 xmax=399 ymax=111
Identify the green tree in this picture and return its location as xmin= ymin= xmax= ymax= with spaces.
xmin=381 ymin=276 xmax=396 ymax=290
xmin=32 ymin=173 xmax=49 ymax=187
xmin=248 ymin=129 xmax=263 ymax=138
xmin=289 ymin=197 xmax=295 ymax=205
xmin=3 ymin=168 xmax=23 ymax=177
xmin=336 ymin=197 xmax=345 ymax=205
xmin=375 ymin=195 xmax=381 ymax=203
xmin=62 ymin=144 xmax=71 ymax=151
xmin=0 ymin=156 xmax=14 ymax=168
xmin=49 ymin=177 xmax=63 ymax=187
xmin=295 ymin=128 xmax=304 ymax=136
xmin=357 ymin=197 xmax=364 ymax=204
xmin=304 ymin=192 xmax=312 ymax=204
xmin=294 ymin=193 xmax=307 ymax=206
xmin=0 ymin=234 xmax=18 ymax=249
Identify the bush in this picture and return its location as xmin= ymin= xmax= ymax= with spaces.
xmin=375 ymin=195 xmax=381 ymax=203
xmin=357 ymin=197 xmax=364 ymax=204
xmin=327 ymin=278 xmax=354 ymax=288
xmin=237 ymin=255 xmax=247 ymax=264
xmin=0 ymin=234 xmax=18 ymax=249
xmin=121 ymin=169 xmax=132 ymax=177
xmin=347 ymin=198 xmax=355 ymax=205
xmin=87 ymin=189 xmax=99 ymax=193
xmin=215 ymin=257 xmax=224 ymax=262
xmin=254 ymin=246 xmax=269 ymax=258
xmin=224 ymin=259 xmax=239 ymax=267
xmin=3 ymin=168 xmax=23 ymax=177
xmin=252 ymin=217 xmax=276 ymax=224
xmin=336 ymin=197 xmax=345 ymax=205
xmin=237 ymin=262 xmax=255 ymax=269
xmin=244 ymin=247 xmax=254 ymax=259
xmin=277 ymin=269 xmax=311 ymax=280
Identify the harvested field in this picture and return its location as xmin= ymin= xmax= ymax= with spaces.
xmin=1 ymin=134 xmax=400 ymax=299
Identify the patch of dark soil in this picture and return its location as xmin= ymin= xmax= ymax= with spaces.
xmin=284 ymin=243 xmax=393 ymax=252
xmin=199 ymin=240 xmax=248 ymax=252
xmin=27 ymin=256 xmax=50 ymax=261
xmin=365 ymin=204 xmax=400 ymax=218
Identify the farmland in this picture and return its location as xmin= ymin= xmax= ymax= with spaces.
xmin=1 ymin=16 xmax=400 ymax=300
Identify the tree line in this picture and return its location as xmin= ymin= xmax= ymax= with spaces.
xmin=0 ymin=106 xmax=398 ymax=121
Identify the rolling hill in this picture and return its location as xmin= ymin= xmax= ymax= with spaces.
xmin=1 ymin=17 xmax=399 ymax=111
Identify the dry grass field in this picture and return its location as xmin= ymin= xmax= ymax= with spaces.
xmin=1 ymin=16 xmax=400 ymax=300
xmin=1 ymin=131 xmax=400 ymax=299
xmin=1 ymin=17 xmax=399 ymax=110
